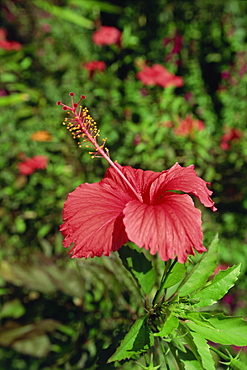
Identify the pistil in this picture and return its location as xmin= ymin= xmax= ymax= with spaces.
xmin=57 ymin=93 xmax=143 ymax=202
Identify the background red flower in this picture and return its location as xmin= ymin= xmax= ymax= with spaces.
xmin=0 ymin=28 xmax=22 ymax=51
xmin=137 ymin=64 xmax=183 ymax=88
xmin=92 ymin=26 xmax=122 ymax=46
xmin=18 ymin=155 xmax=48 ymax=175
xmin=174 ymin=115 xmax=205 ymax=137
xmin=83 ymin=60 xmax=106 ymax=78
xmin=220 ymin=127 xmax=242 ymax=150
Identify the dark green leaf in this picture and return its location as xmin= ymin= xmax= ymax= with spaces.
xmin=108 ymin=315 xmax=154 ymax=362
xmin=118 ymin=247 xmax=155 ymax=295
xmin=162 ymin=262 xmax=187 ymax=289
xmin=0 ymin=319 xmax=60 ymax=356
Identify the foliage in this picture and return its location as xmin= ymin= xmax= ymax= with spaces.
xmin=0 ymin=0 xmax=247 ymax=368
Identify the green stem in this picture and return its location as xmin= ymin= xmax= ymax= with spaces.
xmin=153 ymin=259 xmax=177 ymax=306
xmin=209 ymin=346 xmax=230 ymax=361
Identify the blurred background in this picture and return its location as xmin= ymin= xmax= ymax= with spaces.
xmin=0 ymin=0 xmax=247 ymax=368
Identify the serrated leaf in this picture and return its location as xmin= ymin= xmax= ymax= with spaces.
xmin=118 ymin=247 xmax=155 ymax=295
xmin=108 ymin=315 xmax=154 ymax=362
xmin=154 ymin=314 xmax=179 ymax=337
xmin=191 ymin=264 xmax=241 ymax=307
xmin=179 ymin=234 xmax=219 ymax=296
xmin=190 ymin=332 xmax=215 ymax=370
xmin=185 ymin=313 xmax=247 ymax=346
xmin=162 ymin=262 xmax=187 ymax=289
xmin=181 ymin=360 xmax=203 ymax=370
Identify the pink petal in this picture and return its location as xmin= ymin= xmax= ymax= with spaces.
xmin=149 ymin=162 xmax=217 ymax=211
xmin=123 ymin=193 xmax=206 ymax=263
xmin=60 ymin=180 xmax=131 ymax=258
xmin=18 ymin=161 xmax=35 ymax=175
xmin=32 ymin=155 xmax=48 ymax=169
xmin=104 ymin=164 xmax=161 ymax=202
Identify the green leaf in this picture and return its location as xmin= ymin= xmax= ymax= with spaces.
xmin=154 ymin=314 xmax=179 ymax=337
xmin=185 ymin=313 xmax=247 ymax=346
xmin=181 ymin=360 xmax=203 ymax=370
xmin=12 ymin=335 xmax=50 ymax=358
xmin=162 ymin=262 xmax=187 ymax=289
xmin=108 ymin=315 xmax=154 ymax=362
xmin=190 ymin=332 xmax=215 ymax=370
xmin=0 ymin=299 xmax=25 ymax=319
xmin=0 ymin=93 xmax=30 ymax=106
xmin=191 ymin=264 xmax=241 ymax=307
xmin=0 ymin=319 xmax=60 ymax=357
xmin=33 ymin=0 xmax=93 ymax=29
xmin=70 ymin=0 xmax=122 ymax=14
xmin=118 ymin=247 xmax=155 ymax=295
xmin=179 ymin=234 xmax=219 ymax=296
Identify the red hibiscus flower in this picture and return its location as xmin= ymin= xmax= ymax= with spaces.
xmin=220 ymin=127 xmax=242 ymax=150
xmin=92 ymin=26 xmax=122 ymax=46
xmin=137 ymin=64 xmax=183 ymax=88
xmin=60 ymin=162 xmax=216 ymax=263
xmin=174 ymin=115 xmax=205 ymax=137
xmin=18 ymin=155 xmax=48 ymax=175
xmin=0 ymin=28 xmax=22 ymax=51
xmin=83 ymin=60 xmax=106 ymax=78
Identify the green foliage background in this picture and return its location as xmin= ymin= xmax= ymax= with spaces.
xmin=0 ymin=0 xmax=247 ymax=368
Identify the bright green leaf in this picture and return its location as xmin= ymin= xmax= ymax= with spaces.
xmin=185 ymin=313 xmax=247 ymax=346
xmin=0 ymin=93 xmax=30 ymax=106
xmin=118 ymin=247 xmax=155 ymax=295
xmin=181 ymin=360 xmax=203 ymax=370
xmin=33 ymin=0 xmax=93 ymax=29
xmin=70 ymin=0 xmax=122 ymax=13
xmin=179 ymin=234 xmax=219 ymax=296
xmin=190 ymin=332 xmax=215 ymax=370
xmin=108 ymin=314 xmax=154 ymax=362
xmin=0 ymin=299 xmax=25 ymax=319
xmin=191 ymin=264 xmax=241 ymax=307
xmin=154 ymin=314 xmax=179 ymax=337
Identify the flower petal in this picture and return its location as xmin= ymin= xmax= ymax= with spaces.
xmin=60 ymin=180 xmax=131 ymax=258
xmin=149 ymin=162 xmax=217 ymax=211
xmin=123 ymin=193 xmax=206 ymax=263
xmin=104 ymin=164 xmax=161 ymax=202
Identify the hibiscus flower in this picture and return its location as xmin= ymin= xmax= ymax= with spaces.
xmin=174 ymin=115 xmax=205 ymax=137
xmin=137 ymin=64 xmax=183 ymax=88
xmin=92 ymin=26 xmax=122 ymax=46
xmin=83 ymin=60 xmax=106 ymax=78
xmin=220 ymin=127 xmax=242 ymax=150
xmin=18 ymin=155 xmax=48 ymax=175
xmin=0 ymin=28 xmax=22 ymax=51
xmin=60 ymin=162 xmax=216 ymax=263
